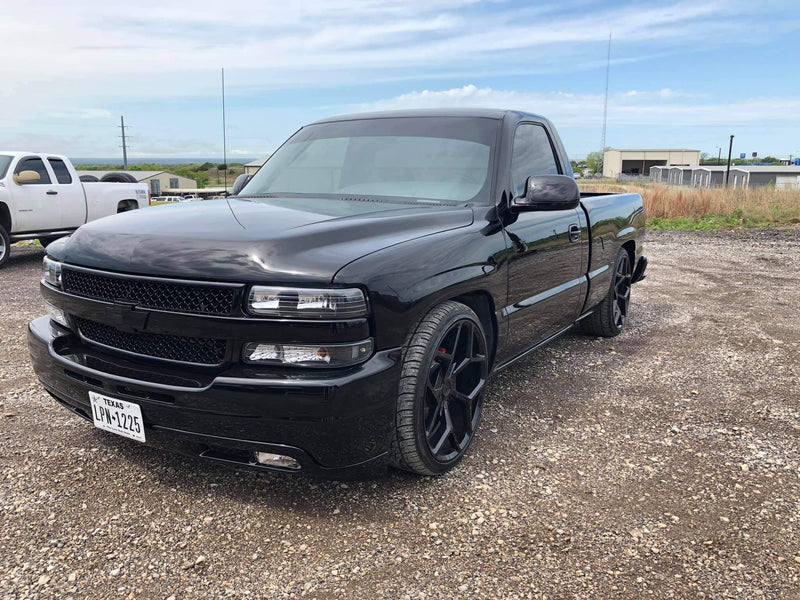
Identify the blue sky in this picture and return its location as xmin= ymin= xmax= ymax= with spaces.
xmin=1 ymin=0 xmax=799 ymax=160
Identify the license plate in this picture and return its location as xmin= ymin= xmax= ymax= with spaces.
xmin=89 ymin=391 xmax=146 ymax=443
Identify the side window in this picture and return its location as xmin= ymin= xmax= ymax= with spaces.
xmin=510 ymin=124 xmax=559 ymax=197
xmin=169 ymin=177 xmax=179 ymax=189
xmin=47 ymin=158 xmax=73 ymax=184
xmin=15 ymin=157 xmax=52 ymax=185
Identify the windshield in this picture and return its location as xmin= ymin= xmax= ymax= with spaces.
xmin=0 ymin=155 xmax=13 ymax=179
xmin=241 ymin=117 xmax=498 ymax=204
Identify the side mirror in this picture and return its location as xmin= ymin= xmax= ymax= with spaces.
xmin=511 ymin=175 xmax=580 ymax=212
xmin=231 ymin=174 xmax=253 ymax=196
xmin=13 ymin=170 xmax=41 ymax=185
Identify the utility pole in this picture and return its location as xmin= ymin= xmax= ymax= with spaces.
xmin=725 ymin=135 xmax=734 ymax=187
xmin=119 ymin=116 xmax=129 ymax=169
xmin=221 ymin=68 xmax=227 ymax=193
xmin=600 ymin=32 xmax=611 ymax=174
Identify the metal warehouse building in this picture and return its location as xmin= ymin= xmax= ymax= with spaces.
xmin=727 ymin=166 xmax=800 ymax=189
xmin=603 ymin=149 xmax=700 ymax=178
xmin=691 ymin=166 xmax=728 ymax=188
xmin=244 ymin=157 xmax=270 ymax=175
xmin=76 ymin=170 xmax=197 ymax=195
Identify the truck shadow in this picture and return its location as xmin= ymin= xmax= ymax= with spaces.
xmin=98 ymin=329 xmax=600 ymax=521
xmin=3 ymin=244 xmax=45 ymax=269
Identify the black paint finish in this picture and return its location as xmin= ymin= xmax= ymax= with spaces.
xmin=31 ymin=110 xmax=645 ymax=476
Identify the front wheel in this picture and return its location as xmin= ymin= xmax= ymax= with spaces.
xmin=390 ymin=301 xmax=489 ymax=476
xmin=579 ymin=247 xmax=633 ymax=337
xmin=0 ymin=225 xmax=10 ymax=269
xmin=39 ymin=235 xmax=64 ymax=249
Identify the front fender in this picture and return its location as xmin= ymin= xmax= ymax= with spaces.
xmin=333 ymin=221 xmax=509 ymax=350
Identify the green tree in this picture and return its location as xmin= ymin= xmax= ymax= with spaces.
xmin=586 ymin=150 xmax=603 ymax=174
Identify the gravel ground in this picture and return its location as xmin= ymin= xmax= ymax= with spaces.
xmin=1 ymin=230 xmax=799 ymax=599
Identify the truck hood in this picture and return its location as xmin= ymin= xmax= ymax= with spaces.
xmin=57 ymin=198 xmax=474 ymax=283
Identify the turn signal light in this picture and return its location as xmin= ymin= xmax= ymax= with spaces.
xmin=242 ymin=339 xmax=373 ymax=367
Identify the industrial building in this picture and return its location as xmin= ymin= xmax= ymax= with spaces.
xmin=691 ymin=166 xmax=728 ymax=188
xmin=603 ymin=149 xmax=700 ymax=178
xmin=727 ymin=166 xmax=800 ymax=189
xmin=76 ymin=170 xmax=197 ymax=195
xmin=243 ymin=156 xmax=270 ymax=175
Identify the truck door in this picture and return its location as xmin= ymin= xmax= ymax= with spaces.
xmin=46 ymin=157 xmax=86 ymax=228
xmin=10 ymin=156 xmax=57 ymax=232
xmin=501 ymin=123 xmax=584 ymax=359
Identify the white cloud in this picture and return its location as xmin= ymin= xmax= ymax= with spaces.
xmin=46 ymin=108 xmax=113 ymax=120
xmin=0 ymin=0 xmax=797 ymax=155
xmin=351 ymin=84 xmax=800 ymax=128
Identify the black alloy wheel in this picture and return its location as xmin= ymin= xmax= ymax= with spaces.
xmin=612 ymin=251 xmax=632 ymax=330
xmin=579 ymin=247 xmax=634 ymax=337
xmin=391 ymin=301 xmax=489 ymax=475
xmin=424 ymin=318 xmax=487 ymax=462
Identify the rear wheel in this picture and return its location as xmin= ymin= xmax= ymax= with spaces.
xmin=117 ymin=200 xmax=138 ymax=213
xmin=579 ymin=247 xmax=633 ymax=337
xmin=0 ymin=225 xmax=9 ymax=269
xmin=390 ymin=301 xmax=489 ymax=476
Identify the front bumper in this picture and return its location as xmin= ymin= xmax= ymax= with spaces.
xmin=28 ymin=316 xmax=402 ymax=478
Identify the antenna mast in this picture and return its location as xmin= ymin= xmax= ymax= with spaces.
xmin=221 ymin=68 xmax=227 ymax=192
xmin=600 ymin=32 xmax=611 ymax=156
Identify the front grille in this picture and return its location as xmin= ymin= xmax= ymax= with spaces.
xmin=76 ymin=317 xmax=227 ymax=365
xmin=62 ymin=269 xmax=239 ymax=316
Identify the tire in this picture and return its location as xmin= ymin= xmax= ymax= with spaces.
xmin=38 ymin=235 xmax=64 ymax=248
xmin=99 ymin=172 xmax=138 ymax=184
xmin=390 ymin=301 xmax=489 ymax=476
xmin=117 ymin=200 xmax=138 ymax=213
xmin=0 ymin=225 xmax=9 ymax=269
xmin=579 ymin=247 xmax=633 ymax=337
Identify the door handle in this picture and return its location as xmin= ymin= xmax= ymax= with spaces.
xmin=568 ymin=223 xmax=581 ymax=243
xmin=46 ymin=190 xmax=58 ymax=195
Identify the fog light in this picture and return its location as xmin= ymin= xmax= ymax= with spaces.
xmin=254 ymin=452 xmax=301 ymax=470
xmin=243 ymin=339 xmax=373 ymax=367
xmin=45 ymin=302 xmax=68 ymax=327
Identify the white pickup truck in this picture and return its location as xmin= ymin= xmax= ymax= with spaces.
xmin=0 ymin=152 xmax=149 ymax=268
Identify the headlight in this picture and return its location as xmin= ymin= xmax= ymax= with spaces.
xmin=247 ymin=286 xmax=368 ymax=319
xmin=243 ymin=339 xmax=373 ymax=367
xmin=42 ymin=257 xmax=62 ymax=288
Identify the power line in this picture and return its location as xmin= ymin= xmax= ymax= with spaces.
xmin=119 ymin=116 xmax=129 ymax=169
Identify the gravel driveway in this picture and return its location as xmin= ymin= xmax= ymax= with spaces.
xmin=1 ymin=230 xmax=799 ymax=599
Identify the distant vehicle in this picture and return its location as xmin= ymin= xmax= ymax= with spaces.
xmin=161 ymin=196 xmax=183 ymax=203
xmin=30 ymin=109 xmax=646 ymax=478
xmin=183 ymin=194 xmax=200 ymax=201
xmin=0 ymin=151 xmax=148 ymax=268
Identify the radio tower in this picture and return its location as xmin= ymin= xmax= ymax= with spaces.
xmin=600 ymin=33 xmax=611 ymax=158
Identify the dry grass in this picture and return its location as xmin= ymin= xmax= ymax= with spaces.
xmin=579 ymin=182 xmax=800 ymax=229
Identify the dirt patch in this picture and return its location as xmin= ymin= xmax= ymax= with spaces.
xmin=1 ymin=232 xmax=799 ymax=599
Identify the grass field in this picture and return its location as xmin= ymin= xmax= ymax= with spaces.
xmin=579 ymin=182 xmax=800 ymax=230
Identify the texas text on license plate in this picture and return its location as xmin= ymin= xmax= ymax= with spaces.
xmin=89 ymin=391 xmax=146 ymax=443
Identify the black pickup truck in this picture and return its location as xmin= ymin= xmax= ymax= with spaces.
xmin=29 ymin=109 xmax=646 ymax=478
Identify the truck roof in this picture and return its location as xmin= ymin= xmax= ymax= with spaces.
xmin=0 ymin=150 xmax=68 ymax=159
xmin=310 ymin=108 xmax=548 ymax=125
